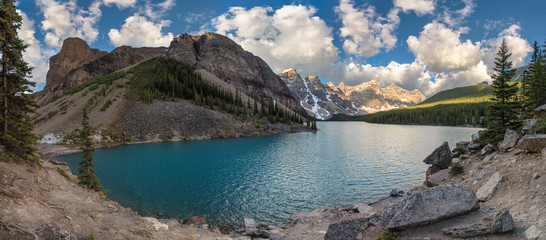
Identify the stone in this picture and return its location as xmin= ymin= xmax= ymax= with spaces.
xmin=524 ymin=225 xmax=540 ymax=240
xmin=244 ymin=218 xmax=258 ymax=233
xmin=456 ymin=141 xmax=470 ymax=148
xmin=383 ymin=185 xmax=479 ymax=230
xmin=390 ymin=189 xmax=404 ymax=197
xmin=480 ymin=143 xmax=495 ymax=155
xmin=423 ymin=142 xmax=453 ymax=174
xmin=498 ymin=129 xmax=520 ymax=151
xmin=260 ymin=230 xmax=282 ymax=239
xmin=354 ymin=203 xmax=376 ymax=216
xmin=442 ymin=209 xmax=514 ymax=237
xmin=55 ymin=229 xmax=71 ymax=240
xmin=476 ymin=172 xmax=502 ymax=202
xmin=517 ymin=134 xmax=546 ymax=152
xmin=468 ymin=143 xmax=481 ymax=150
xmin=182 ymin=215 xmax=207 ymax=225
xmin=451 ymin=158 xmax=461 ymax=163
xmin=324 ymin=217 xmax=371 ymax=240
xmin=144 ymin=217 xmax=169 ymax=231
xmin=482 ymin=153 xmax=495 ymax=163
xmin=472 ymin=133 xmax=480 ymax=143
xmin=474 ymin=170 xmax=489 ymax=180
xmin=426 ymin=169 xmax=450 ymax=187
xmin=542 ymin=147 xmax=546 ymax=157
xmin=522 ymin=119 xmax=539 ymax=135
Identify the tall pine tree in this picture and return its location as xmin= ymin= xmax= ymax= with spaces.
xmin=0 ymin=0 xmax=39 ymax=162
xmin=526 ymin=41 xmax=546 ymax=108
xmin=482 ymin=39 xmax=522 ymax=143
xmin=77 ymin=108 xmax=103 ymax=192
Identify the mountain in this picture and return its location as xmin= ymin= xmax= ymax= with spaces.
xmin=278 ymin=68 xmax=425 ymax=119
xmin=277 ymin=69 xmax=360 ymax=120
xmin=34 ymin=33 xmax=308 ymax=144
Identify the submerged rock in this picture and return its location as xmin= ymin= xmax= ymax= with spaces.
xmin=423 ymin=142 xmax=453 ymax=174
xmin=442 ymin=209 xmax=515 ymax=237
xmin=517 ymin=134 xmax=546 ymax=152
xmin=382 ymin=185 xmax=479 ymax=230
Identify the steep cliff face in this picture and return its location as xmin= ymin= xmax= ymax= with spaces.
xmin=44 ymin=38 xmax=107 ymax=91
xmin=167 ymin=33 xmax=299 ymax=111
xmin=278 ymin=69 xmax=360 ymax=119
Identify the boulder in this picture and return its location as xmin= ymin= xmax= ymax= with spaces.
xmin=390 ymin=189 xmax=404 ymax=197
xmin=524 ymin=225 xmax=540 ymax=240
xmin=516 ymin=134 xmax=546 ymax=152
xmin=476 ymin=172 xmax=502 ymax=202
xmin=354 ymin=203 xmax=376 ymax=216
xmin=522 ymin=119 xmax=539 ymax=135
xmin=324 ymin=217 xmax=371 ymax=240
xmin=480 ymin=143 xmax=495 ymax=155
xmin=426 ymin=169 xmax=450 ymax=187
xmin=472 ymin=133 xmax=480 ymax=143
xmin=456 ymin=141 xmax=470 ymax=148
xmin=498 ymin=129 xmax=520 ymax=151
xmin=442 ymin=209 xmax=514 ymax=237
xmin=468 ymin=143 xmax=481 ymax=150
xmin=383 ymin=185 xmax=479 ymax=230
xmin=244 ymin=218 xmax=258 ymax=233
xmin=482 ymin=153 xmax=495 ymax=163
xmin=423 ymin=142 xmax=453 ymax=174
xmin=144 ymin=217 xmax=169 ymax=231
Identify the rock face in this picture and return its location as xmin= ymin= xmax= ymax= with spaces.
xmin=442 ymin=209 xmax=515 ymax=237
xmin=167 ymin=33 xmax=299 ymax=111
xmin=44 ymin=38 xmax=107 ymax=91
xmin=277 ymin=69 xmax=361 ymax=119
xmin=423 ymin=142 xmax=453 ymax=174
xmin=476 ymin=172 xmax=502 ymax=202
xmin=382 ymin=185 xmax=479 ymax=230
xmin=517 ymin=134 xmax=546 ymax=152
xmin=498 ymin=129 xmax=520 ymax=151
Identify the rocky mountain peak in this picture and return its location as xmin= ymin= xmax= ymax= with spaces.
xmin=44 ymin=37 xmax=107 ymax=90
xmin=306 ymin=75 xmax=320 ymax=83
xmin=278 ymin=68 xmax=300 ymax=80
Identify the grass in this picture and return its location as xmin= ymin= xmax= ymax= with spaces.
xmin=57 ymin=167 xmax=71 ymax=181
xmin=376 ymin=228 xmax=399 ymax=240
xmin=65 ymin=70 xmax=127 ymax=96
xmin=100 ymin=99 xmax=113 ymax=111
xmin=533 ymin=117 xmax=546 ymax=134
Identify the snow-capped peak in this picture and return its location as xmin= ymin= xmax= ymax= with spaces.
xmin=282 ymin=68 xmax=295 ymax=73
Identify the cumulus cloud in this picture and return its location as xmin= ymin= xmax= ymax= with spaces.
xmin=394 ymin=0 xmax=435 ymax=16
xmin=38 ymin=0 xmax=102 ymax=48
xmin=142 ymin=0 xmax=175 ymax=20
xmin=439 ymin=0 xmax=475 ymax=27
xmin=407 ymin=22 xmax=482 ymax=73
xmin=103 ymin=0 xmax=136 ymax=9
xmin=335 ymin=0 xmax=400 ymax=58
xmin=108 ymin=15 xmax=174 ymax=47
xmin=212 ymin=5 xmax=339 ymax=77
xmin=483 ymin=24 xmax=532 ymax=70
xmin=18 ymin=10 xmax=54 ymax=85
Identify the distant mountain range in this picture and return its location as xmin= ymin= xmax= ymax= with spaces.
xmin=277 ymin=69 xmax=425 ymax=120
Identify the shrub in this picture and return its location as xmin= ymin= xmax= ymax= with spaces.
xmin=100 ymin=99 xmax=113 ymax=111
xmin=455 ymin=145 xmax=466 ymax=155
xmin=376 ymin=228 xmax=399 ymax=240
xmin=450 ymin=162 xmax=464 ymax=175
xmin=533 ymin=117 xmax=546 ymax=134
xmin=57 ymin=167 xmax=71 ymax=181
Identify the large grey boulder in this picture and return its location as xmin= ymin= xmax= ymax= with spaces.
xmin=324 ymin=217 xmax=372 ymax=240
xmin=423 ymin=142 xmax=453 ymax=174
xmin=382 ymin=185 xmax=479 ymax=230
xmin=498 ymin=129 xmax=520 ymax=151
xmin=516 ymin=134 xmax=546 ymax=152
xmin=442 ymin=209 xmax=515 ymax=237
xmin=476 ymin=172 xmax=503 ymax=202
xmin=468 ymin=143 xmax=481 ymax=150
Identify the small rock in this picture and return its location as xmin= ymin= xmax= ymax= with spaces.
xmin=492 ymin=209 xmax=515 ymax=232
xmin=532 ymin=172 xmax=540 ymax=179
xmin=517 ymin=134 xmax=546 ymax=152
xmin=524 ymin=225 xmax=540 ymax=240
xmin=452 ymin=158 xmax=461 ymax=163
xmin=144 ymin=217 xmax=169 ymax=231
xmin=354 ymin=203 xmax=376 ymax=216
xmin=468 ymin=143 xmax=481 ymax=150
xmin=476 ymin=172 xmax=502 ymax=202
xmin=182 ymin=215 xmax=207 ymax=225
xmin=542 ymin=147 xmax=546 ymax=157
xmin=426 ymin=169 xmax=450 ymax=187
xmin=457 ymin=141 xmax=470 ymax=148
xmin=442 ymin=209 xmax=514 ymax=237
xmin=390 ymin=189 xmax=404 ymax=197
xmin=498 ymin=129 xmax=520 ymax=151
xmin=260 ymin=230 xmax=282 ymax=239
xmin=482 ymin=153 xmax=495 ymax=163
xmin=474 ymin=169 xmax=489 ymax=180
xmin=522 ymin=119 xmax=539 ymax=135
xmin=472 ymin=133 xmax=480 ymax=143
xmin=480 ymin=143 xmax=495 ymax=155
xmin=244 ymin=218 xmax=258 ymax=233
xmin=452 ymin=151 xmax=461 ymax=158
xmin=55 ymin=229 xmax=71 ymax=240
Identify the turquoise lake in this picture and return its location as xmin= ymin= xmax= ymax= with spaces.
xmin=54 ymin=122 xmax=480 ymax=225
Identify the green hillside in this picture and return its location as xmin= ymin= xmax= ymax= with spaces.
xmin=361 ymin=85 xmax=497 ymax=127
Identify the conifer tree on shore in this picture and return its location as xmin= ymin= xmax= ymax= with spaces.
xmin=77 ymin=108 xmax=103 ymax=192
xmin=0 ymin=0 xmax=39 ymax=162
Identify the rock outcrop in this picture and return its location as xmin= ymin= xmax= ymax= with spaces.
xmin=423 ymin=142 xmax=453 ymax=174
xmin=381 ymin=185 xmax=479 ymax=230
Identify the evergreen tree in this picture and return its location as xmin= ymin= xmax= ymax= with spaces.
xmin=527 ymin=41 xmax=546 ymax=108
xmin=77 ymin=108 xmax=104 ymax=192
xmin=482 ymin=39 xmax=522 ymax=143
xmin=0 ymin=0 xmax=39 ymax=162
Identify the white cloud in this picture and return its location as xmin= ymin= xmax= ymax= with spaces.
xmin=142 ymin=0 xmax=175 ymax=20
xmin=38 ymin=0 xmax=102 ymax=48
xmin=483 ymin=24 xmax=532 ymax=70
xmin=103 ymin=0 xmax=136 ymax=9
xmin=394 ymin=0 xmax=435 ymax=16
xmin=335 ymin=0 xmax=400 ymax=58
xmin=18 ymin=10 xmax=54 ymax=85
xmin=212 ymin=5 xmax=339 ymax=78
xmin=108 ymin=15 xmax=174 ymax=47
xmin=407 ymin=22 xmax=482 ymax=73
xmin=439 ymin=0 xmax=475 ymax=27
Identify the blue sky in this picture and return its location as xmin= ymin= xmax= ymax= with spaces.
xmin=16 ymin=0 xmax=546 ymax=96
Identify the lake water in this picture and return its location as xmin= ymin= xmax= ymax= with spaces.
xmin=55 ymin=122 xmax=480 ymax=225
